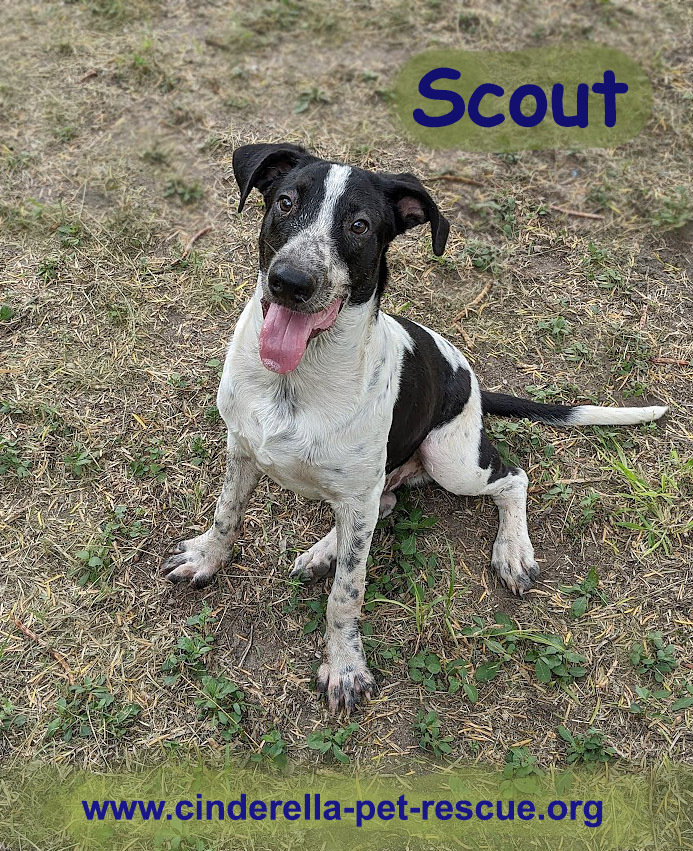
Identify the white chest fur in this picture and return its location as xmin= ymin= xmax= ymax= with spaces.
xmin=216 ymin=294 xmax=406 ymax=503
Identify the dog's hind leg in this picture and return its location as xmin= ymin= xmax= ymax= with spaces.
xmin=420 ymin=406 xmax=539 ymax=596
xmin=162 ymin=439 xmax=259 ymax=588
xmin=290 ymin=455 xmax=428 ymax=582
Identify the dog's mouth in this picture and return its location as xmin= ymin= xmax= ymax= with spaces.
xmin=259 ymin=298 xmax=342 ymax=374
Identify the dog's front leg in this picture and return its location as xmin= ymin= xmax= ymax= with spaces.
xmin=162 ymin=440 xmax=260 ymax=588
xmin=317 ymin=491 xmax=380 ymax=714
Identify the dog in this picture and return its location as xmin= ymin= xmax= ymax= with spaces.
xmin=163 ymin=142 xmax=667 ymax=714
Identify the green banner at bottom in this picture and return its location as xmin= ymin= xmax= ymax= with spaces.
xmin=1 ymin=760 xmax=691 ymax=850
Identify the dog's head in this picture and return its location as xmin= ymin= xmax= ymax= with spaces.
xmin=232 ymin=142 xmax=450 ymax=373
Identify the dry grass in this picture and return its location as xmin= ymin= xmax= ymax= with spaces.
xmin=1 ymin=0 xmax=692 ymax=805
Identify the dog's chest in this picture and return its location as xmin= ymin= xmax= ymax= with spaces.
xmin=218 ymin=366 xmax=382 ymax=501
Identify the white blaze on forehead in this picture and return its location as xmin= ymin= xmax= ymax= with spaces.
xmin=314 ymin=163 xmax=352 ymax=235
xmin=272 ymin=163 xmax=353 ymax=292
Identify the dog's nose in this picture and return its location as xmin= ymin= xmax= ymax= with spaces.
xmin=267 ymin=264 xmax=316 ymax=306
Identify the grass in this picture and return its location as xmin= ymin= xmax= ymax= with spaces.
xmin=606 ymin=447 xmax=693 ymax=556
xmin=45 ymin=677 xmax=141 ymax=743
xmin=194 ymin=675 xmax=246 ymax=740
xmin=557 ymin=726 xmax=616 ymax=765
xmin=0 ymin=0 xmax=691 ymax=831
xmin=250 ymin=729 xmax=289 ymax=771
xmin=629 ymin=632 xmax=678 ymax=682
xmin=305 ymin=722 xmax=360 ymax=764
xmin=161 ymin=605 xmax=216 ymax=684
xmin=559 ymin=567 xmax=608 ymax=619
xmin=413 ymin=710 xmax=455 ymax=758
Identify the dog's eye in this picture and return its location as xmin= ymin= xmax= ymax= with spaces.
xmin=350 ymin=219 xmax=369 ymax=235
xmin=277 ymin=195 xmax=293 ymax=213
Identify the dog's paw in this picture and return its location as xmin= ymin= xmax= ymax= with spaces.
xmin=289 ymin=529 xmax=337 ymax=582
xmin=491 ymin=535 xmax=539 ymax=596
xmin=161 ymin=535 xmax=226 ymax=588
xmin=316 ymin=659 xmax=376 ymax=715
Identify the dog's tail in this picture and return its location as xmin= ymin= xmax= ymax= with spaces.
xmin=481 ymin=391 xmax=668 ymax=426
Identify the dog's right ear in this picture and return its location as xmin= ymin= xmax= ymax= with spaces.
xmin=232 ymin=143 xmax=313 ymax=212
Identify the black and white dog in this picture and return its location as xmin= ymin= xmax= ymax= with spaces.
xmin=163 ymin=143 xmax=667 ymax=713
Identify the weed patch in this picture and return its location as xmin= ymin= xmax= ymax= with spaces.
xmin=250 ymin=729 xmax=289 ymax=771
xmin=629 ymin=632 xmax=678 ymax=682
xmin=161 ymin=605 xmax=216 ymax=685
xmin=560 ymin=567 xmax=607 ymax=618
xmin=194 ymin=675 xmax=246 ymax=740
xmin=164 ymin=178 xmax=204 ymax=205
xmin=557 ymin=726 xmax=615 ymax=765
xmin=408 ymin=652 xmax=478 ymax=702
xmin=306 ymin=723 xmax=359 ymax=764
xmin=74 ymin=505 xmax=147 ymax=586
xmin=0 ymin=699 xmax=27 ymax=734
xmin=413 ymin=710 xmax=454 ymax=758
xmin=45 ymin=677 xmax=140 ymax=743
xmin=0 ymin=437 xmax=32 ymax=478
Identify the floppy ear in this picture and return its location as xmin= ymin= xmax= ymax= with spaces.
xmin=232 ymin=143 xmax=314 ymax=212
xmin=382 ymin=172 xmax=450 ymax=256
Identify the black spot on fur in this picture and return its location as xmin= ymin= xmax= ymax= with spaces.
xmin=345 ymin=621 xmax=360 ymax=642
xmin=343 ymin=554 xmax=359 ymax=573
xmin=352 ymin=517 xmax=368 ymax=535
xmin=386 ymin=317 xmax=472 ymax=472
xmin=478 ymin=429 xmax=512 ymax=484
xmin=352 ymin=535 xmax=368 ymax=552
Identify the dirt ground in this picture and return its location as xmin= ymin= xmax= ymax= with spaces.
xmin=1 ymin=0 xmax=691 ymax=818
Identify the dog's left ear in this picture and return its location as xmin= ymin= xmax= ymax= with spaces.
xmin=382 ymin=173 xmax=450 ymax=256
xmin=232 ymin=142 xmax=314 ymax=212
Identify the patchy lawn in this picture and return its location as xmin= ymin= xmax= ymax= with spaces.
xmin=1 ymin=0 xmax=691 ymax=821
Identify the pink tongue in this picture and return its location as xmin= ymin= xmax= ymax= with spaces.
xmin=259 ymin=299 xmax=341 ymax=373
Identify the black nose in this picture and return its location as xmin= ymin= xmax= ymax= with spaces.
xmin=267 ymin=264 xmax=316 ymax=307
